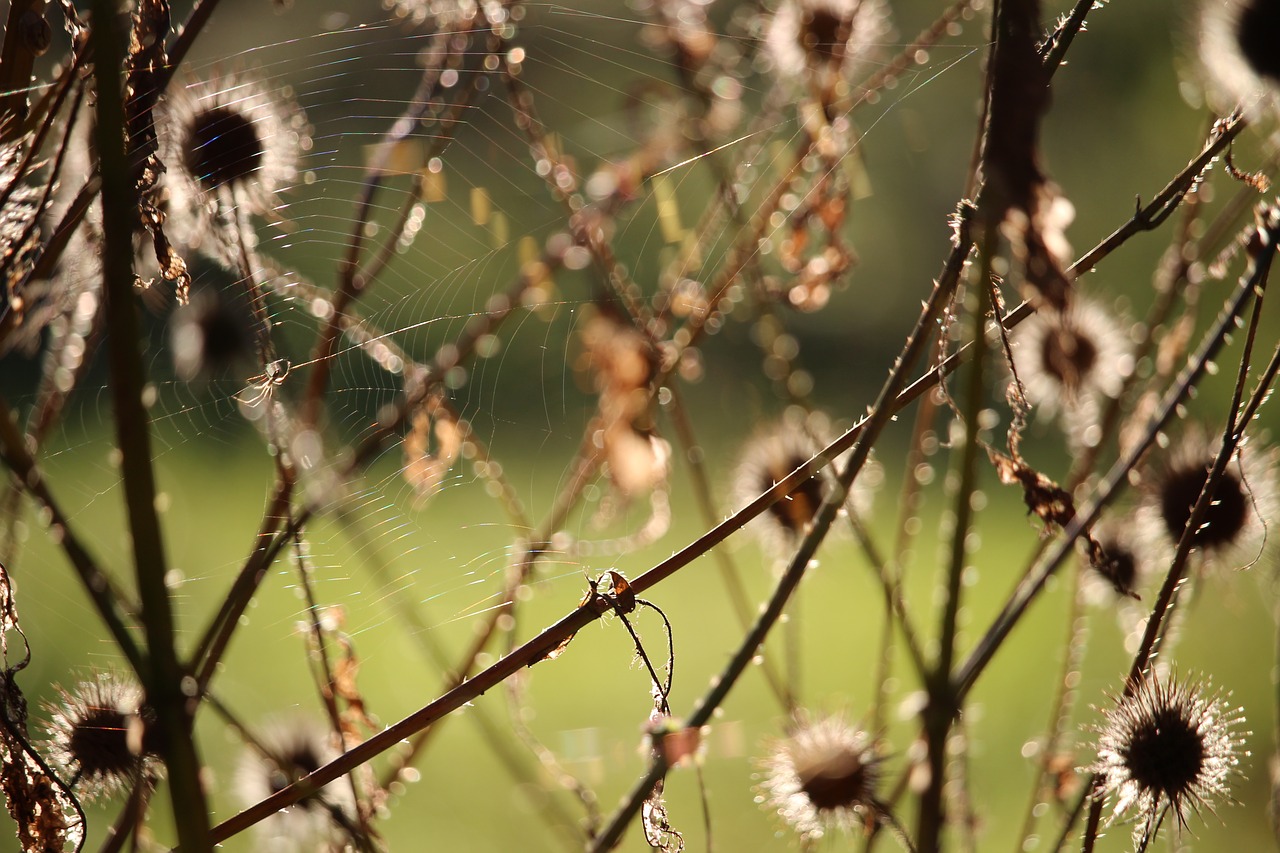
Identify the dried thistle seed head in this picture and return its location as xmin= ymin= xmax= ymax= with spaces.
xmin=160 ymin=71 xmax=309 ymax=263
xmin=766 ymin=0 xmax=891 ymax=86
xmin=758 ymin=713 xmax=882 ymax=842
xmin=1235 ymin=0 xmax=1280 ymax=83
xmin=1139 ymin=427 xmax=1278 ymax=568
xmin=236 ymin=716 xmax=356 ymax=851
xmin=1038 ymin=324 xmax=1097 ymax=393
xmin=170 ymin=288 xmax=254 ymax=380
xmin=1158 ymin=459 xmax=1248 ymax=549
xmin=730 ymin=415 xmax=877 ymax=559
xmin=44 ymin=674 xmax=159 ymax=801
xmin=1196 ymin=0 xmax=1280 ymax=122
xmin=1008 ymin=297 xmax=1130 ymax=425
xmin=1087 ymin=672 xmax=1247 ymax=844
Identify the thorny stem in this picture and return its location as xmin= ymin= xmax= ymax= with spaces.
xmin=88 ymin=0 xmax=212 ymax=846
xmin=917 ymin=229 xmax=993 ymax=853
xmin=1078 ymin=205 xmax=1280 ymax=850
xmin=589 ymin=209 xmax=977 ymax=853
xmin=662 ymin=382 xmax=794 ymax=710
xmin=1038 ymin=0 xmax=1097 ymax=75
xmin=955 ymin=204 xmax=1279 ymax=703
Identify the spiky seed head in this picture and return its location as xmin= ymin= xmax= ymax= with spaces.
xmin=1008 ymin=297 xmax=1130 ymax=428
xmin=44 ymin=674 xmax=159 ymax=801
xmin=766 ymin=0 xmax=891 ymax=85
xmin=236 ymin=716 xmax=356 ymax=851
xmin=1197 ymin=0 xmax=1280 ymax=122
xmin=1157 ymin=460 xmax=1249 ymax=550
xmin=758 ymin=713 xmax=882 ymax=842
xmin=1087 ymin=671 xmax=1247 ymax=845
xmin=730 ymin=415 xmax=877 ymax=559
xmin=1139 ymin=426 xmax=1278 ymax=569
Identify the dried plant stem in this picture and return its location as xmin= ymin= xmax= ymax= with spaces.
xmin=1011 ymin=569 xmax=1086 ymax=852
xmin=1039 ymin=0 xmax=1097 ymax=73
xmin=191 ymin=477 xmax=293 ymax=690
xmin=88 ymin=0 xmax=211 ymax=845
xmin=661 ymin=383 xmax=794 ymax=710
xmin=1076 ymin=204 xmax=1280 ymax=850
xmin=957 ymin=205 xmax=1279 ymax=703
xmin=590 ymin=209 xmax=977 ymax=852
xmin=97 ymin=778 xmax=150 ymax=853
xmin=328 ymin=502 xmax=592 ymax=842
xmin=844 ymin=515 xmax=929 ymax=684
xmin=917 ymin=230 xmax=993 ymax=853
xmin=291 ymin=532 xmax=370 ymax=840
xmin=301 ymin=19 xmax=488 ymax=427
xmin=0 ymin=0 xmax=44 ymax=132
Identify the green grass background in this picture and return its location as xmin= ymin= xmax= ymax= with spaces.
xmin=4 ymin=0 xmax=1280 ymax=850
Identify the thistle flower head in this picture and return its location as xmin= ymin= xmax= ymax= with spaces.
xmin=766 ymin=0 xmax=891 ymax=88
xmin=236 ymin=716 xmax=356 ymax=851
xmin=1139 ymin=426 xmax=1278 ymax=568
xmin=1087 ymin=672 xmax=1247 ymax=844
xmin=170 ymin=287 xmax=255 ymax=381
xmin=758 ymin=713 xmax=882 ymax=841
xmin=730 ymin=414 xmax=876 ymax=559
xmin=1196 ymin=0 xmax=1280 ymax=123
xmin=160 ymin=71 xmax=309 ymax=262
xmin=1008 ymin=297 xmax=1130 ymax=429
xmin=44 ymin=674 xmax=159 ymax=801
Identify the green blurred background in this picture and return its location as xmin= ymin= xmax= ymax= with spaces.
xmin=3 ymin=0 xmax=1279 ymax=850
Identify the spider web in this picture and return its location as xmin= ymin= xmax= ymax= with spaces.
xmin=10 ymin=0 xmax=984 ymax=630
xmin=1 ymin=0 xmax=991 ymax=847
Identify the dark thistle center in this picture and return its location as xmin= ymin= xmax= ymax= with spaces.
xmin=185 ymin=106 xmax=263 ymax=189
xmin=800 ymin=7 xmax=851 ymax=64
xmin=1039 ymin=324 xmax=1098 ymax=394
xmin=199 ymin=300 xmax=250 ymax=372
xmin=1158 ymin=463 xmax=1249 ymax=548
xmin=68 ymin=709 xmax=136 ymax=780
xmin=1236 ymin=0 xmax=1280 ymax=83
xmin=797 ymin=749 xmax=868 ymax=811
xmin=268 ymin=745 xmax=322 ymax=799
xmin=1121 ymin=705 xmax=1205 ymax=800
xmin=764 ymin=454 xmax=825 ymax=535
xmin=1097 ymin=545 xmax=1138 ymax=596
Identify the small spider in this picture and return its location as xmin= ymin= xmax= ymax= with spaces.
xmin=238 ymin=358 xmax=290 ymax=407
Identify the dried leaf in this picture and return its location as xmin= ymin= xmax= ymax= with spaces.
xmin=988 ymin=448 xmax=1075 ymax=530
xmin=0 ymin=562 xmax=85 ymax=852
xmin=126 ymin=0 xmax=191 ymax=302
xmin=641 ymin=778 xmax=683 ymax=853
xmin=402 ymin=397 xmax=462 ymax=505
